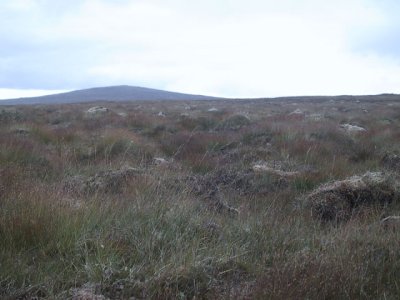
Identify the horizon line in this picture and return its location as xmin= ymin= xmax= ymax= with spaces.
xmin=0 ymin=85 xmax=399 ymax=101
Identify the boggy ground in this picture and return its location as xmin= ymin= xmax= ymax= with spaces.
xmin=1 ymin=97 xmax=400 ymax=299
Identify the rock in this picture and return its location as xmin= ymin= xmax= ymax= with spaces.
xmin=157 ymin=111 xmax=166 ymax=117
xmin=64 ymin=167 xmax=142 ymax=194
xmin=340 ymin=123 xmax=366 ymax=133
xmin=252 ymin=160 xmax=316 ymax=179
xmin=307 ymin=172 xmax=400 ymax=222
xmin=380 ymin=216 xmax=400 ymax=231
xmin=289 ymin=109 xmax=304 ymax=115
xmin=117 ymin=112 xmax=127 ymax=117
xmin=252 ymin=163 xmax=300 ymax=178
xmin=153 ymin=157 xmax=169 ymax=165
xmin=86 ymin=106 xmax=109 ymax=115
xmin=208 ymin=107 xmax=219 ymax=112
xmin=382 ymin=153 xmax=400 ymax=172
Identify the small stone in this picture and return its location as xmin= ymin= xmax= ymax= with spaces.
xmin=289 ymin=108 xmax=304 ymax=115
xmin=86 ymin=106 xmax=109 ymax=115
xmin=153 ymin=157 xmax=169 ymax=165
xmin=340 ymin=123 xmax=366 ymax=133
xmin=252 ymin=164 xmax=300 ymax=178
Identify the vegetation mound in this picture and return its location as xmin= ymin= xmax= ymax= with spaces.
xmin=308 ymin=172 xmax=400 ymax=222
xmin=64 ymin=167 xmax=143 ymax=194
xmin=382 ymin=153 xmax=400 ymax=172
xmin=215 ymin=114 xmax=251 ymax=131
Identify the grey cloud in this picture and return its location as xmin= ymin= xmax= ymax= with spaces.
xmin=1 ymin=0 xmax=400 ymax=97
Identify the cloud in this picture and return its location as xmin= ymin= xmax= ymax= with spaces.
xmin=1 ymin=0 xmax=400 ymax=97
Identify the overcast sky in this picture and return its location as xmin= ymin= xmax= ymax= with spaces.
xmin=1 ymin=0 xmax=400 ymax=99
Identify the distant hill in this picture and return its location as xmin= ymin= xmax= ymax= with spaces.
xmin=1 ymin=85 xmax=400 ymax=105
xmin=0 ymin=85 xmax=219 ymax=105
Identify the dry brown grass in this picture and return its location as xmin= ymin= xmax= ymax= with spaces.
xmin=1 ymin=97 xmax=400 ymax=298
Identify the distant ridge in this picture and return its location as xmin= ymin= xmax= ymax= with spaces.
xmin=1 ymin=86 xmax=400 ymax=105
xmin=242 ymin=93 xmax=400 ymax=103
xmin=0 ymin=85 xmax=219 ymax=105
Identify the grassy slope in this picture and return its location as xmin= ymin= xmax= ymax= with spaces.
xmin=1 ymin=98 xmax=400 ymax=299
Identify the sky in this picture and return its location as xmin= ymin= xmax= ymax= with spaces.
xmin=1 ymin=0 xmax=400 ymax=99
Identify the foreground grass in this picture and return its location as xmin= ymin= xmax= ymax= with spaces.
xmin=1 ymin=98 xmax=400 ymax=298
xmin=2 ymin=182 xmax=400 ymax=299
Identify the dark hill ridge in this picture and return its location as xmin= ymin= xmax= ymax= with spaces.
xmin=1 ymin=85 xmax=400 ymax=105
xmin=0 ymin=85 xmax=219 ymax=105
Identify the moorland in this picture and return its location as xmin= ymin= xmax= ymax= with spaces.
xmin=1 ymin=95 xmax=400 ymax=299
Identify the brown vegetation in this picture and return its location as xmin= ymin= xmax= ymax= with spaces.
xmin=1 ymin=98 xmax=400 ymax=299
